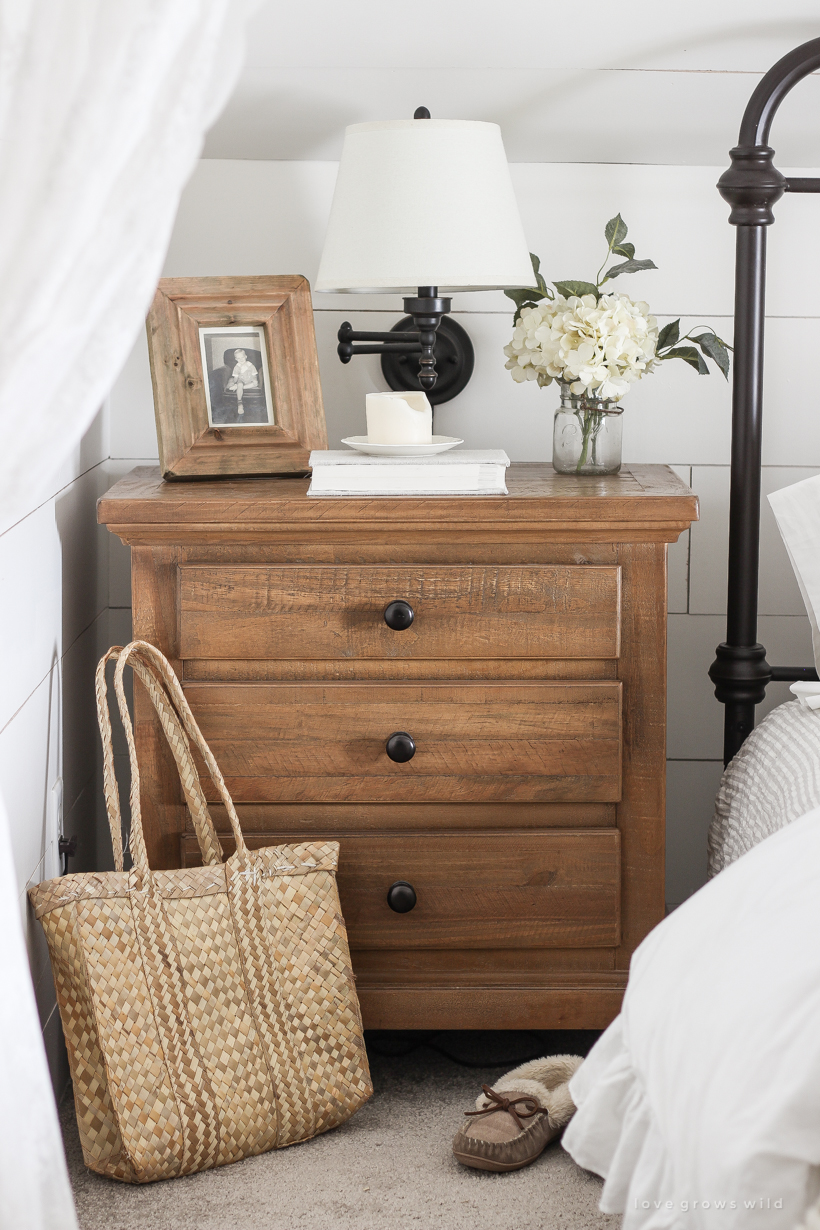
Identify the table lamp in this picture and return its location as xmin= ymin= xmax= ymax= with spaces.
xmin=315 ymin=108 xmax=534 ymax=404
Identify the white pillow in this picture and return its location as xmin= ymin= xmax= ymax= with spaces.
xmin=563 ymin=806 xmax=820 ymax=1228
xmin=769 ymin=474 xmax=820 ymax=677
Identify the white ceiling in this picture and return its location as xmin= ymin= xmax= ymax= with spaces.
xmin=204 ymin=1 xmax=820 ymax=165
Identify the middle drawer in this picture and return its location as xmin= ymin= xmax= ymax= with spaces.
xmin=184 ymin=680 xmax=622 ymax=804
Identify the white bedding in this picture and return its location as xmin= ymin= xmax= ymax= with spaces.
xmin=708 ymin=699 xmax=820 ymax=876
xmin=563 ymin=806 xmax=820 ymax=1227
xmin=560 ymin=472 xmax=820 ymax=1224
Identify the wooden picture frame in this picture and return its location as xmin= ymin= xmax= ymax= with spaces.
xmin=146 ymin=276 xmax=327 ymax=479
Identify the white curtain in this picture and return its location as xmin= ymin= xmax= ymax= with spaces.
xmin=0 ymin=0 xmax=259 ymax=523
xmin=0 ymin=1 xmax=260 ymax=1225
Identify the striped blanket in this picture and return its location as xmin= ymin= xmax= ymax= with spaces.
xmin=708 ymin=700 xmax=820 ymax=876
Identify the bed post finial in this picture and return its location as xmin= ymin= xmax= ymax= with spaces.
xmin=717 ymin=147 xmax=785 ymax=226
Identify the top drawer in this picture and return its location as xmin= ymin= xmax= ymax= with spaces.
xmin=178 ymin=565 xmax=620 ymax=661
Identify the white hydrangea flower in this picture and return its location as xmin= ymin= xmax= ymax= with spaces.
xmin=503 ymin=292 xmax=658 ymax=400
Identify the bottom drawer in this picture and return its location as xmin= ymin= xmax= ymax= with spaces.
xmin=182 ymin=830 xmax=620 ymax=950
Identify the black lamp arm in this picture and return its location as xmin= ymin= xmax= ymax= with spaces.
xmin=335 ymin=286 xmax=451 ymax=390
xmin=338 ymin=324 xmax=422 ymax=362
xmin=339 ymin=326 xmax=420 ymax=343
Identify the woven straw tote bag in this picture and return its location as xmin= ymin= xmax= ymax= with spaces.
xmin=29 ymin=640 xmax=372 ymax=1183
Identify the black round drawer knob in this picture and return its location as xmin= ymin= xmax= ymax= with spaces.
xmin=384 ymin=600 xmax=414 ymax=631
xmin=387 ymin=881 xmax=417 ymax=913
xmin=386 ymin=731 xmax=416 ymax=762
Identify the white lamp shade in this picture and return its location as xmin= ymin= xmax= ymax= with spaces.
xmin=315 ymin=119 xmax=534 ymax=294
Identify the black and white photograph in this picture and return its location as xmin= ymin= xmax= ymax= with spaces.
xmin=199 ymin=325 xmax=275 ymax=426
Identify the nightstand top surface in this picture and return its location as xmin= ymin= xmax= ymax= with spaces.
xmin=99 ymin=464 xmax=697 ymax=530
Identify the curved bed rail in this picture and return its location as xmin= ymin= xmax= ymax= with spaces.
xmin=708 ymin=37 xmax=820 ymax=767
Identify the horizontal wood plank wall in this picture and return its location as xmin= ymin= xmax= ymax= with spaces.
xmin=101 ymin=464 xmax=698 ymax=1030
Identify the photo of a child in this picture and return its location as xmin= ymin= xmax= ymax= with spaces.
xmin=199 ymin=326 xmax=275 ymax=426
xmin=226 ymin=349 xmax=259 ymax=412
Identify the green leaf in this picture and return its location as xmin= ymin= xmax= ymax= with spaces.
xmin=504 ymin=289 xmax=545 ymax=324
xmin=504 ymin=287 xmax=543 ymax=308
xmin=601 ymin=258 xmax=658 ymax=282
xmin=504 ymin=254 xmax=553 ymax=318
xmin=613 ymin=242 xmax=635 ymax=259
xmin=527 ymin=252 xmax=551 ymax=296
xmin=663 ymin=345 xmax=709 ymax=375
xmin=553 ymin=280 xmax=600 ymax=300
xmin=517 ymin=301 xmax=544 ymax=318
xmin=605 ymin=214 xmax=628 ymax=248
xmin=657 ymin=320 xmax=680 ymax=350
xmin=692 ymin=332 xmax=731 ymax=380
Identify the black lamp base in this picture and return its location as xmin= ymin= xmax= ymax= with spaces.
xmin=380 ymin=315 xmax=475 ymax=405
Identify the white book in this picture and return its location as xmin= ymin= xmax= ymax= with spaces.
xmin=307 ymin=450 xmax=510 ymax=496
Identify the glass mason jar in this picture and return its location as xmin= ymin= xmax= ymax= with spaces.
xmin=552 ymin=382 xmax=624 ymax=475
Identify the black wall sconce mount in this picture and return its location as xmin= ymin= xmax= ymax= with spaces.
xmin=336 ymin=298 xmax=475 ymax=406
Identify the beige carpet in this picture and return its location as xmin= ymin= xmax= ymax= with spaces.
xmin=62 ymin=1032 xmax=620 ymax=1230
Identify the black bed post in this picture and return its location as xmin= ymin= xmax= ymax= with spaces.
xmin=709 ymin=37 xmax=820 ymax=767
xmin=709 ymin=162 xmax=781 ymax=764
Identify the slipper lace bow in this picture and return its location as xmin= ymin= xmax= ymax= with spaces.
xmin=464 ymin=1084 xmax=551 ymax=1132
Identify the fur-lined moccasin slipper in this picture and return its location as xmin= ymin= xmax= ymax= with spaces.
xmin=452 ymin=1053 xmax=583 ymax=1173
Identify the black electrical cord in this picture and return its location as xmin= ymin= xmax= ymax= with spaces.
xmin=365 ymin=1039 xmax=546 ymax=1068
xmin=364 ymin=1031 xmax=601 ymax=1069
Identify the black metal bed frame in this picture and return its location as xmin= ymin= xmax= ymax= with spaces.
xmin=708 ymin=37 xmax=820 ymax=766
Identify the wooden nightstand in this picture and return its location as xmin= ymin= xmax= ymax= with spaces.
xmin=98 ymin=463 xmax=697 ymax=1031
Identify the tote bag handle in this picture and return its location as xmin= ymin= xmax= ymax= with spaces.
xmin=95 ymin=640 xmax=248 ymax=876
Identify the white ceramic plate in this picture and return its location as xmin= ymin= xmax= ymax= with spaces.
xmin=340 ymin=435 xmax=464 ymax=457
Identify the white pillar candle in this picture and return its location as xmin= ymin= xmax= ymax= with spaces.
xmin=365 ymin=392 xmax=433 ymax=445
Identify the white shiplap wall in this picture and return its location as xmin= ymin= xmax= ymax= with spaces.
xmin=207 ymin=0 xmax=820 ymax=168
xmin=0 ymin=409 xmax=116 ymax=1090
xmin=106 ymin=155 xmax=820 ymax=911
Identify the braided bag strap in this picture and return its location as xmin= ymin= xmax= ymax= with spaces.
xmin=95 ymin=648 xmax=127 ymax=870
xmin=95 ymin=641 xmax=246 ymax=873
xmin=114 ymin=641 xmax=248 ymax=859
